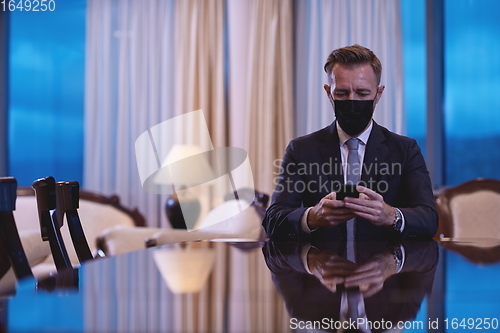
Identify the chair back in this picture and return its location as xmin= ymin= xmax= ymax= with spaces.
xmin=32 ymin=177 xmax=73 ymax=270
xmin=0 ymin=177 xmax=32 ymax=279
xmin=16 ymin=184 xmax=146 ymax=265
xmin=55 ymin=181 xmax=93 ymax=263
xmin=435 ymin=178 xmax=500 ymax=240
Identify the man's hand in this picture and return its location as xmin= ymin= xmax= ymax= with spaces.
xmin=343 ymin=253 xmax=396 ymax=297
xmin=343 ymin=186 xmax=395 ymax=227
xmin=307 ymin=248 xmax=358 ymax=293
xmin=307 ymin=192 xmax=356 ymax=229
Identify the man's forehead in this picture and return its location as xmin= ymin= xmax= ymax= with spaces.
xmin=329 ymin=63 xmax=378 ymax=85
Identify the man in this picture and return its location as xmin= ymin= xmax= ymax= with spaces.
xmin=263 ymin=45 xmax=437 ymax=240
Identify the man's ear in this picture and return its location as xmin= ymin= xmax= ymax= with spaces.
xmin=324 ymin=84 xmax=332 ymax=100
xmin=374 ymin=85 xmax=385 ymax=105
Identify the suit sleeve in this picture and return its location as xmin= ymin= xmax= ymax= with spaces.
xmin=263 ymin=141 xmax=309 ymax=240
xmin=398 ymin=139 xmax=438 ymax=239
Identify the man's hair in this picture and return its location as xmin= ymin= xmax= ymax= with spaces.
xmin=324 ymin=45 xmax=382 ymax=85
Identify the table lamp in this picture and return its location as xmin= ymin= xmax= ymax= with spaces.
xmin=154 ymin=145 xmax=215 ymax=229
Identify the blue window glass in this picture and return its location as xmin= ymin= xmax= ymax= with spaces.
xmin=444 ymin=0 xmax=500 ymax=185
xmin=8 ymin=0 xmax=86 ymax=186
xmin=7 ymin=2 xmax=86 ymax=331
xmin=401 ymin=0 xmax=427 ymax=160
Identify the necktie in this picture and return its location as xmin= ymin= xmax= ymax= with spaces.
xmin=345 ymin=138 xmax=360 ymax=246
xmin=342 ymin=140 xmax=369 ymax=332
xmin=340 ymin=288 xmax=371 ymax=333
xmin=346 ymin=138 xmax=360 ymax=184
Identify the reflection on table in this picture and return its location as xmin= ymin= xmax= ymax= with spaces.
xmin=4 ymin=240 xmax=289 ymax=333
xmin=263 ymin=240 xmax=438 ymax=332
xmin=2 ymin=239 xmax=500 ymax=333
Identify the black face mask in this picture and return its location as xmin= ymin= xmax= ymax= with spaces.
xmin=333 ymin=100 xmax=374 ymax=136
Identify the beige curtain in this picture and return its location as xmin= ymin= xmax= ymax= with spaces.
xmin=243 ymin=0 xmax=294 ymax=195
xmin=295 ymin=0 xmax=404 ymax=136
xmin=174 ymin=0 xmax=293 ymax=330
xmin=84 ymin=0 xmax=176 ymax=228
xmin=174 ymin=0 xmax=226 ymax=149
xmin=85 ymin=0 xmax=294 ymax=331
xmin=172 ymin=1 xmax=228 ymax=332
xmin=227 ymin=1 xmax=294 ymax=332
xmin=172 ymin=0 xmax=228 ymax=228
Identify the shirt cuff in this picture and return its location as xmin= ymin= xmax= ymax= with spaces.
xmin=300 ymin=244 xmax=314 ymax=274
xmin=301 ymin=207 xmax=316 ymax=233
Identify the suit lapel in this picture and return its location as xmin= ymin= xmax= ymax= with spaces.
xmin=318 ymin=122 xmax=343 ymax=188
xmin=361 ymin=121 xmax=388 ymax=186
xmin=318 ymin=121 xmax=389 ymax=187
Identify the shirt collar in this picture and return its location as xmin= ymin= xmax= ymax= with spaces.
xmin=336 ymin=120 xmax=373 ymax=146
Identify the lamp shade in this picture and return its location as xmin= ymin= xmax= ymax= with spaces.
xmin=153 ymin=145 xmax=216 ymax=188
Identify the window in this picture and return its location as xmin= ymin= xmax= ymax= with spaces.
xmin=444 ymin=0 xmax=500 ymax=185
xmin=401 ymin=0 xmax=427 ymax=160
xmin=8 ymin=1 xmax=85 ymax=185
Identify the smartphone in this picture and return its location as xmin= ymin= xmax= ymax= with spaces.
xmin=335 ymin=184 xmax=359 ymax=200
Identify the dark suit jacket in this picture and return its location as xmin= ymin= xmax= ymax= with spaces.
xmin=263 ymin=121 xmax=438 ymax=240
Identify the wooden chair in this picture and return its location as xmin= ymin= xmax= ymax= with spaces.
xmin=0 ymin=178 xmax=32 ymax=280
xmin=31 ymin=177 xmax=93 ymax=270
xmin=438 ymin=239 xmax=500 ymax=264
xmin=15 ymin=183 xmax=145 ymax=277
xmin=0 ymin=178 xmax=52 ymax=298
xmin=435 ymin=178 xmax=500 ymax=239
xmin=435 ymin=178 xmax=500 ymax=263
